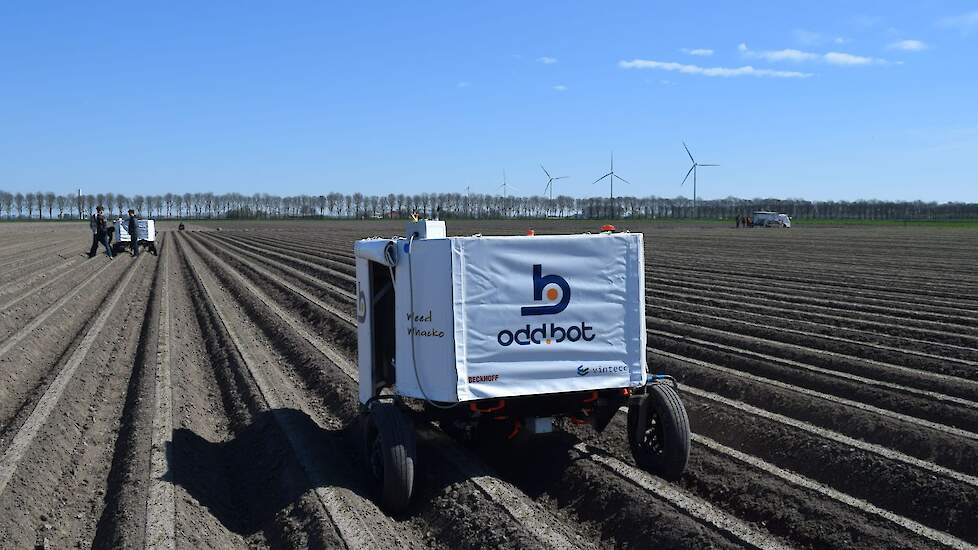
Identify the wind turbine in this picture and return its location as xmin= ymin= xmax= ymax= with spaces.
xmin=592 ymin=153 xmax=631 ymax=216
xmin=541 ymin=164 xmax=568 ymax=202
xmin=681 ymin=141 xmax=718 ymax=216
xmin=498 ymin=170 xmax=518 ymax=197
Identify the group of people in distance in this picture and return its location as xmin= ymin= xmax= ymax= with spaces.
xmin=87 ymin=205 xmax=142 ymax=258
xmin=735 ymin=215 xmax=753 ymax=228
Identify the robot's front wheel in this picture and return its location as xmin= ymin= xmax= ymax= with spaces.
xmin=627 ymin=384 xmax=691 ymax=480
xmin=364 ymin=402 xmax=416 ymax=513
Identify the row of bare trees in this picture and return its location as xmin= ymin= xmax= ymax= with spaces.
xmin=1 ymin=189 xmax=976 ymax=221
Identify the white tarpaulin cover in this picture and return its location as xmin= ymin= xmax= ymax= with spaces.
xmin=361 ymin=232 xmax=647 ymax=402
xmin=114 ymin=219 xmax=156 ymax=242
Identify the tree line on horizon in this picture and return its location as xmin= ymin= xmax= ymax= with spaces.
xmin=1 ymin=189 xmax=976 ymax=221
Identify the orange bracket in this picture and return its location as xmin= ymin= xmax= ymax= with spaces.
xmin=470 ymin=399 xmax=506 ymax=414
xmin=506 ymin=420 xmax=522 ymax=439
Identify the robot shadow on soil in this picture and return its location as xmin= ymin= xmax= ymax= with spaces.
xmin=355 ymin=220 xmax=690 ymax=512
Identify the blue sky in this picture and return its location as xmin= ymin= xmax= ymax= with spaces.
xmin=1 ymin=1 xmax=976 ymax=202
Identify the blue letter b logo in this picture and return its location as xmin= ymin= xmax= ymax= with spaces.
xmin=521 ymin=264 xmax=571 ymax=316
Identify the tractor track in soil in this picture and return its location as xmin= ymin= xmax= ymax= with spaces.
xmin=185 ymin=231 xmax=968 ymax=548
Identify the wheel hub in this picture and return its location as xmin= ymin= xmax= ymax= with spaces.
xmin=641 ymin=412 xmax=663 ymax=455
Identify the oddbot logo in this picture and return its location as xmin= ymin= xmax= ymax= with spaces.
xmin=497 ymin=264 xmax=594 ymax=347
xmin=521 ymin=264 xmax=570 ymax=316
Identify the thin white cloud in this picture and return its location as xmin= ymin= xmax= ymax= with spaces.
xmin=537 ymin=56 xmax=558 ymax=64
xmin=681 ymin=48 xmax=714 ymax=56
xmin=456 ymin=81 xmax=470 ymax=88
xmin=888 ymin=39 xmax=927 ymax=51
xmin=552 ymin=84 xmax=567 ymax=92
xmin=834 ymin=37 xmax=848 ymax=45
xmin=618 ymin=59 xmax=812 ymax=78
xmin=753 ymin=48 xmax=818 ymax=62
xmin=740 ymin=43 xmax=886 ymax=66
xmin=823 ymin=52 xmax=876 ymax=65
xmin=940 ymin=10 xmax=978 ymax=32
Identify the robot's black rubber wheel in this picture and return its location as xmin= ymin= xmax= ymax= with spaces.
xmin=627 ymin=384 xmax=690 ymax=480
xmin=364 ymin=402 xmax=416 ymax=513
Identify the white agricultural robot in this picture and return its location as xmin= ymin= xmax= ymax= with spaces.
xmin=355 ymin=220 xmax=690 ymax=511
xmin=113 ymin=218 xmax=158 ymax=255
xmin=752 ymin=211 xmax=792 ymax=228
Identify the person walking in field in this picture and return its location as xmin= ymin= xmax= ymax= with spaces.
xmin=126 ymin=209 xmax=139 ymax=257
xmin=88 ymin=205 xmax=113 ymax=258
xmin=87 ymin=208 xmax=100 ymax=257
xmin=736 ymin=215 xmax=741 ymax=228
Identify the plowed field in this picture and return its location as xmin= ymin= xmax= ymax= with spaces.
xmin=2 ymin=220 xmax=976 ymax=550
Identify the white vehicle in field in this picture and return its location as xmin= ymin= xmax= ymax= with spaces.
xmin=355 ymin=220 xmax=690 ymax=511
xmin=752 ymin=211 xmax=792 ymax=228
xmin=113 ymin=218 xmax=158 ymax=255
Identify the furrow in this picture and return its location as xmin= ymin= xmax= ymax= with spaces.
xmin=682 ymin=384 xmax=978 ymax=488
xmin=650 ymin=316 xmax=978 ymax=400
xmin=573 ymin=442 xmax=792 ymax=550
xmin=144 ymin=237 xmax=175 ymax=550
xmin=648 ymin=327 xmax=978 ymax=409
xmin=651 ymin=347 xmax=978 ymax=442
xmin=690 ymin=434 xmax=978 ymax=550
xmin=652 ymin=303 xmax=978 ymax=367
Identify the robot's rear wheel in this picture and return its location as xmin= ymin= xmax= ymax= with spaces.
xmin=627 ymin=384 xmax=690 ymax=480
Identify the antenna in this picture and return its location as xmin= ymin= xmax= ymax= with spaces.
xmin=681 ymin=141 xmax=719 ymax=217
xmin=591 ymin=152 xmax=631 ymax=216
